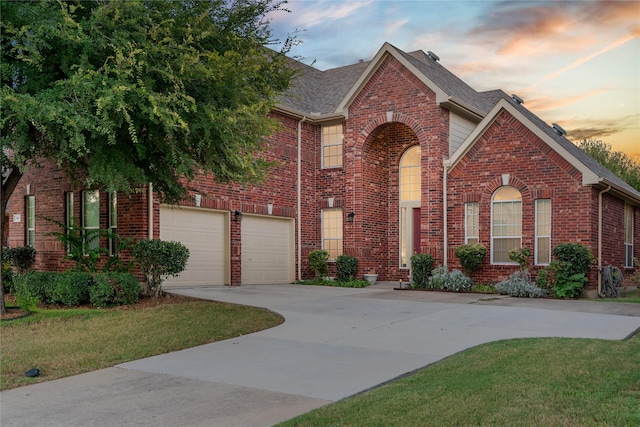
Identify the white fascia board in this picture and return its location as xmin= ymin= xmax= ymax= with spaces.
xmin=273 ymin=104 xmax=344 ymax=124
xmin=334 ymin=42 xmax=450 ymax=117
xmin=447 ymin=99 xmax=596 ymax=184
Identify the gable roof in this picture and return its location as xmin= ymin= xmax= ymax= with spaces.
xmin=447 ymin=93 xmax=640 ymax=204
xmin=277 ymin=43 xmax=640 ymax=204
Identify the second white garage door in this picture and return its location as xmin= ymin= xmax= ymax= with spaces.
xmin=160 ymin=206 xmax=229 ymax=287
xmin=241 ymin=215 xmax=294 ymax=285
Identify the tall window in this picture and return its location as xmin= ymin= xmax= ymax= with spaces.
xmin=25 ymin=195 xmax=35 ymax=247
xmin=82 ymin=190 xmax=100 ymax=254
xmin=65 ymin=192 xmax=74 ymax=254
xmin=491 ymin=186 xmax=522 ymax=263
xmin=625 ymin=204 xmax=634 ymax=268
xmin=535 ymin=199 xmax=551 ymax=265
xmin=108 ymin=192 xmax=118 ymax=257
xmin=465 ymin=202 xmax=479 ymax=244
xmin=322 ymin=208 xmax=343 ymax=260
xmin=399 ymin=146 xmax=421 ymax=268
xmin=322 ymin=124 xmax=343 ymax=168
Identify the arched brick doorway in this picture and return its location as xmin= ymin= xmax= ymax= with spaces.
xmin=349 ymin=122 xmax=421 ymax=281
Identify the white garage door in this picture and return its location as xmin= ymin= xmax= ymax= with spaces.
xmin=160 ymin=206 xmax=229 ymax=287
xmin=242 ymin=215 xmax=294 ymax=285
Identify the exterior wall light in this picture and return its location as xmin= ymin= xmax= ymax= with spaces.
xmin=234 ymin=210 xmax=243 ymax=222
xmin=347 ymin=211 xmax=355 ymax=222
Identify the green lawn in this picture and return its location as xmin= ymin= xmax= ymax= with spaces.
xmin=279 ymin=335 xmax=640 ymax=426
xmin=0 ymin=299 xmax=283 ymax=390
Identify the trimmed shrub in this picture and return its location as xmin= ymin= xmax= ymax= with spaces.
xmin=13 ymin=271 xmax=58 ymax=304
xmin=429 ymin=266 xmax=472 ymax=292
xmin=132 ymin=239 xmax=189 ymax=297
xmin=411 ymin=253 xmax=435 ymax=288
xmin=5 ymin=246 xmax=36 ymax=274
xmin=552 ymin=243 xmax=594 ymax=277
xmin=2 ymin=262 xmax=14 ymax=293
xmin=336 ymin=254 xmax=358 ymax=282
xmin=454 ymin=244 xmax=487 ymax=277
xmin=308 ymin=249 xmax=329 ymax=280
xmin=495 ymin=270 xmax=547 ymax=298
xmin=51 ymin=272 xmax=93 ymax=306
xmin=89 ymin=273 xmax=140 ymax=307
xmin=509 ymin=247 xmax=531 ymax=271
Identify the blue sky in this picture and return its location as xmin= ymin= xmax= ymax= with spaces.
xmin=269 ymin=0 xmax=640 ymax=158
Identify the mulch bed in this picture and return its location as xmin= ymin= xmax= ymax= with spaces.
xmin=1 ymin=293 xmax=200 ymax=322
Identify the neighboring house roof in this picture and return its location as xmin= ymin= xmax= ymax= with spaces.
xmin=277 ymin=42 xmax=640 ymax=204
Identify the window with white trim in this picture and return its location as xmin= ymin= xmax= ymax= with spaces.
xmin=465 ymin=202 xmax=479 ymax=244
xmin=65 ymin=192 xmax=74 ymax=254
xmin=108 ymin=192 xmax=118 ymax=257
xmin=322 ymin=208 xmax=343 ymax=260
xmin=535 ymin=199 xmax=551 ymax=265
xmin=624 ymin=204 xmax=633 ymax=268
xmin=26 ymin=195 xmax=35 ymax=247
xmin=491 ymin=186 xmax=522 ymax=263
xmin=82 ymin=190 xmax=100 ymax=254
xmin=322 ymin=124 xmax=343 ymax=168
xmin=399 ymin=146 xmax=421 ymax=268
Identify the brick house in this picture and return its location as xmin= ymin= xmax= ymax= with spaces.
xmin=5 ymin=43 xmax=639 ymax=291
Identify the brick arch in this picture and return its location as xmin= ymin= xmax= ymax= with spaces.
xmin=356 ymin=112 xmax=424 ymax=150
xmin=483 ymin=175 xmax=531 ymax=201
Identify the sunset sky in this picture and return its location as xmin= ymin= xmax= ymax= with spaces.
xmin=270 ymin=0 xmax=640 ymax=159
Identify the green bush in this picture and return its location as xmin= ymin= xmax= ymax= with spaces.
xmin=410 ymin=253 xmax=435 ymax=288
xmin=89 ymin=273 xmax=140 ymax=307
xmin=428 ymin=266 xmax=472 ymax=292
xmin=2 ymin=261 xmax=14 ymax=293
xmin=132 ymin=239 xmax=189 ymax=297
xmin=552 ymin=243 xmax=594 ymax=277
xmin=5 ymin=246 xmax=36 ymax=274
xmin=51 ymin=272 xmax=93 ymax=306
xmin=13 ymin=271 xmax=58 ymax=304
xmin=509 ymin=247 xmax=531 ymax=270
xmin=454 ymin=243 xmax=487 ymax=277
xmin=546 ymin=261 xmax=588 ymax=298
xmin=308 ymin=249 xmax=329 ymax=279
xmin=495 ymin=270 xmax=547 ymax=298
xmin=335 ymin=254 xmax=358 ymax=282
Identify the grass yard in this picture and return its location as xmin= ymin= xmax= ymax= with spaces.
xmin=0 ymin=296 xmax=283 ymax=390
xmin=279 ymin=335 xmax=640 ymax=426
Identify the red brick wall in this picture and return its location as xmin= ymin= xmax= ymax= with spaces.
xmin=445 ymin=109 xmax=633 ymax=287
xmin=6 ymin=160 xmax=150 ymax=272
xmin=342 ymin=54 xmax=449 ymax=280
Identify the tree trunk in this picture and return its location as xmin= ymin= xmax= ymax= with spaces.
xmin=1 ymin=164 xmax=24 ymax=314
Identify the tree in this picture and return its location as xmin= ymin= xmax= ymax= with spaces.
xmin=0 ymin=0 xmax=298 ymax=313
xmin=576 ymin=139 xmax=640 ymax=192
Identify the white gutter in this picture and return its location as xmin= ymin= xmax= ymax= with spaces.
xmin=148 ymin=183 xmax=154 ymax=240
xmin=597 ymin=185 xmax=612 ymax=295
xmin=297 ymin=116 xmax=307 ymax=281
xmin=442 ymin=158 xmax=451 ymax=266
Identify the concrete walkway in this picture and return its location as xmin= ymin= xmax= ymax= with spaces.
xmin=2 ymin=283 xmax=639 ymax=426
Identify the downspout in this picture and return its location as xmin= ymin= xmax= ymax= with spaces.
xmin=297 ymin=116 xmax=307 ymax=281
xmin=148 ymin=183 xmax=154 ymax=240
xmin=442 ymin=158 xmax=451 ymax=266
xmin=597 ymin=185 xmax=611 ymax=295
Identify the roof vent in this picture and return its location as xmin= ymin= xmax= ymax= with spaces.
xmin=552 ymin=123 xmax=567 ymax=136
xmin=427 ymin=51 xmax=440 ymax=62
xmin=511 ymin=94 xmax=524 ymax=104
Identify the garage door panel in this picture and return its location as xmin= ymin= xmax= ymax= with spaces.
xmin=160 ymin=206 xmax=228 ymax=287
xmin=242 ymin=216 xmax=294 ymax=285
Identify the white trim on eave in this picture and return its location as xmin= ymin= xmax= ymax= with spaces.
xmin=334 ymin=42 xmax=450 ymax=118
xmin=446 ymin=98 xmax=640 ymax=205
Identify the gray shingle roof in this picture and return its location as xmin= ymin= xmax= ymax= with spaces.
xmin=278 ymin=44 xmax=639 ymax=200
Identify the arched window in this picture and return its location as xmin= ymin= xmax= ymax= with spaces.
xmin=399 ymin=146 xmax=421 ymax=267
xmin=491 ymin=186 xmax=522 ymax=263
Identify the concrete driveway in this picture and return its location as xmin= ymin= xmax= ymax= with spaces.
xmin=2 ymin=283 xmax=639 ymax=426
